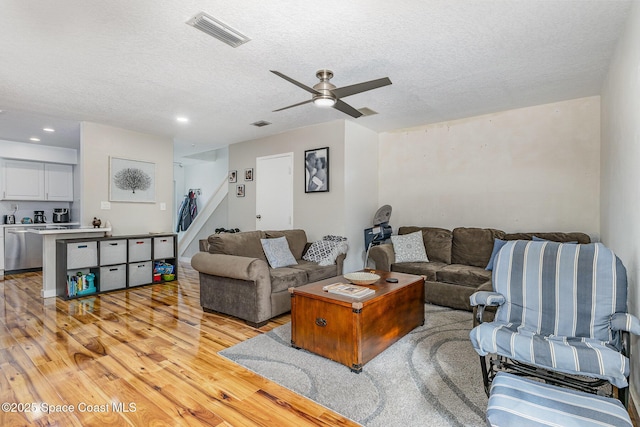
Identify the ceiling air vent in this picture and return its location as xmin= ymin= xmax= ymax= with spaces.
xmin=186 ymin=12 xmax=250 ymax=48
xmin=251 ymin=120 xmax=272 ymax=127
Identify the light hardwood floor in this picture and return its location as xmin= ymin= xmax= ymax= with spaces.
xmin=0 ymin=262 xmax=359 ymax=426
xmin=2 ymin=263 xmax=637 ymax=426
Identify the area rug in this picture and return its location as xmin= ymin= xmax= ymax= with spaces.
xmin=219 ymin=304 xmax=488 ymax=426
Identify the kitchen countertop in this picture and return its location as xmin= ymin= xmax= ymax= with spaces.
xmin=27 ymin=226 xmax=111 ymax=235
xmin=1 ymin=222 xmax=80 ymax=228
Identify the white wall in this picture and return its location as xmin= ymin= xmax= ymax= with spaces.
xmin=182 ymin=196 xmax=229 ymax=258
xmin=228 ymin=120 xmax=346 ymax=241
xmin=227 ymin=120 xmax=380 ymax=272
xmin=379 ymin=97 xmax=601 ymax=236
xmin=175 ymin=148 xmax=228 ymax=233
xmin=344 ymin=121 xmax=380 ymax=271
xmin=80 ymin=122 xmax=174 ymax=234
xmin=600 ymin=1 xmax=640 ymax=408
xmin=181 ymin=147 xmax=229 ymax=210
xmin=176 ymin=148 xmax=230 ymax=259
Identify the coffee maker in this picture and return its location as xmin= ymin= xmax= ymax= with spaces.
xmin=34 ymin=210 xmax=46 ymax=223
xmin=53 ymin=208 xmax=70 ymax=223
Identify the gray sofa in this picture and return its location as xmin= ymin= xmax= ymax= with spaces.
xmin=191 ymin=229 xmax=345 ymax=327
xmin=368 ymin=226 xmax=590 ymax=311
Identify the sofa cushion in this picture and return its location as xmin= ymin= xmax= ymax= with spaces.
xmin=503 ymin=232 xmax=590 ymax=244
xmin=391 ymin=231 xmax=429 ymax=262
xmin=452 ymin=227 xmax=505 ymax=268
xmin=399 ymin=226 xmax=453 ymax=264
xmin=391 ymin=261 xmax=448 ymax=281
xmin=269 ymin=267 xmax=308 ymax=293
xmin=436 ymin=264 xmax=492 ymax=288
xmin=208 ymin=230 xmax=267 ymax=261
xmin=265 ymin=229 xmax=308 ymax=259
xmin=290 ymin=260 xmax=338 ymax=283
xmin=260 ymin=236 xmax=298 ymax=268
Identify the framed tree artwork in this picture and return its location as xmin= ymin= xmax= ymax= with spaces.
xmin=109 ymin=157 xmax=155 ymax=202
xmin=304 ymin=147 xmax=329 ymax=193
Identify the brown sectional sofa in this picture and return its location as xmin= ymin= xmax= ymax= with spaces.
xmin=368 ymin=226 xmax=590 ymax=311
xmin=191 ymin=229 xmax=345 ymax=327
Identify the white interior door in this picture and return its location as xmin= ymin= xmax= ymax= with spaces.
xmin=256 ymin=153 xmax=293 ymax=230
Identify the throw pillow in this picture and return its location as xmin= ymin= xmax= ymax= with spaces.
xmin=260 ymin=236 xmax=297 ymax=268
xmin=303 ymin=237 xmax=349 ymax=266
xmin=391 ymin=231 xmax=429 ymax=263
xmin=303 ymin=240 xmax=335 ymax=263
xmin=485 ymin=238 xmax=507 ymax=271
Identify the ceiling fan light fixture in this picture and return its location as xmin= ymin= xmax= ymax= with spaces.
xmin=272 ymin=69 xmax=391 ymax=118
xmin=313 ymin=96 xmax=336 ymax=107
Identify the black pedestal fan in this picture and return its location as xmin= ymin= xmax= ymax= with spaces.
xmin=363 ymin=205 xmax=393 ymax=268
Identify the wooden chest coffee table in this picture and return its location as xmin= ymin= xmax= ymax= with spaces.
xmin=289 ymin=270 xmax=425 ymax=373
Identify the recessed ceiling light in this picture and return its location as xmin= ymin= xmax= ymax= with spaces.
xmin=30 ymin=137 xmax=40 ymax=142
xmin=176 ymin=116 xmax=189 ymax=123
xmin=43 ymin=127 xmax=55 ymax=132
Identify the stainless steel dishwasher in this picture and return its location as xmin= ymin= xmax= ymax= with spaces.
xmin=5 ymin=226 xmax=43 ymax=273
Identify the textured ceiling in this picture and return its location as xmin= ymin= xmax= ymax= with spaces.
xmin=0 ymin=0 xmax=632 ymax=159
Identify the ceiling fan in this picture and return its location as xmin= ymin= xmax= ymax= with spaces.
xmin=270 ymin=69 xmax=392 ymax=118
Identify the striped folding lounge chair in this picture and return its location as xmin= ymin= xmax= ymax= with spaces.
xmin=469 ymin=240 xmax=640 ymax=405
xmin=487 ymin=372 xmax=632 ymax=427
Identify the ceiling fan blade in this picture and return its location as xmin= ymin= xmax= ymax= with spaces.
xmin=270 ymin=70 xmax=320 ymax=95
xmin=273 ymin=99 xmax=314 ymax=112
xmin=331 ymin=77 xmax=392 ymax=99
xmin=333 ymin=99 xmax=363 ymax=118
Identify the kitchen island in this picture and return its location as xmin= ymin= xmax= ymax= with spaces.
xmin=2 ymin=222 xmax=82 ymax=281
xmin=27 ymin=226 xmax=111 ymax=298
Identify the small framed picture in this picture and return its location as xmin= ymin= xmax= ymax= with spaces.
xmin=236 ymin=184 xmax=245 ymax=197
xmin=229 ymin=170 xmax=237 ymax=183
xmin=244 ymin=168 xmax=254 ymax=181
xmin=304 ymin=147 xmax=329 ymax=193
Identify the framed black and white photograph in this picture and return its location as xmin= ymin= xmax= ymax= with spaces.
xmin=304 ymin=147 xmax=329 ymax=193
xmin=109 ymin=157 xmax=155 ymax=202
xmin=244 ymin=168 xmax=254 ymax=181
xmin=236 ymin=184 xmax=245 ymax=197
xmin=229 ymin=170 xmax=237 ymax=183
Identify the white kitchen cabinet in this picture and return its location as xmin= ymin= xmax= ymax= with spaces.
xmin=1 ymin=159 xmax=73 ymax=201
xmin=45 ymin=163 xmax=73 ymax=201
xmin=1 ymin=159 xmax=45 ymax=200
